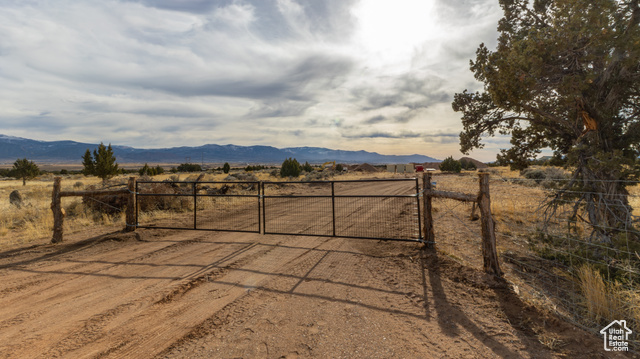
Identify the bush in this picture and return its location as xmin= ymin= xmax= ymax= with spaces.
xmin=176 ymin=163 xmax=202 ymax=172
xmin=521 ymin=168 xmax=546 ymax=182
xmin=139 ymin=163 xmax=158 ymax=176
xmin=280 ymin=158 xmax=302 ymax=178
xmin=439 ymin=156 xmax=462 ymax=173
xmin=335 ymin=163 xmax=344 ymax=172
xmin=223 ymin=162 xmax=231 ymax=174
xmin=302 ymin=161 xmax=314 ymax=172
xmin=460 ymin=159 xmax=477 ymax=170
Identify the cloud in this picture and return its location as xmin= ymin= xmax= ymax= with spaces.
xmin=342 ymin=130 xmax=424 ymax=139
xmin=364 ymin=115 xmax=387 ymax=124
xmin=0 ymin=0 xmax=504 ymax=161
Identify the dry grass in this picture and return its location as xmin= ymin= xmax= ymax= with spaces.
xmin=0 ymin=174 xmax=122 ymax=249
xmin=578 ymin=265 xmax=640 ymax=333
xmin=0 ymin=169 xmax=402 ymax=250
xmin=3 ymin=166 xmax=638 ymax=337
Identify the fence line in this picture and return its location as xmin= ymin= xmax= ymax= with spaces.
xmin=50 ymin=177 xmax=136 ymax=243
xmin=428 ymin=171 xmax=640 ymax=347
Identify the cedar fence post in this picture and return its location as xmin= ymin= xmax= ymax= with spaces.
xmin=51 ymin=177 xmax=64 ymax=243
xmin=125 ymin=176 xmax=136 ymax=232
xmin=478 ymin=172 xmax=502 ymax=276
xmin=422 ymin=172 xmax=435 ymax=249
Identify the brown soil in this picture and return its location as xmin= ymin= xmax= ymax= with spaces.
xmin=0 ymin=180 xmax=631 ymax=358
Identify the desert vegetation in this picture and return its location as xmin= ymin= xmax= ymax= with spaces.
xmin=1 ymin=163 xmax=638 ymax=348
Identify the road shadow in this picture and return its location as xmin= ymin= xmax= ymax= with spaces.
xmin=421 ymin=249 xmax=552 ymax=358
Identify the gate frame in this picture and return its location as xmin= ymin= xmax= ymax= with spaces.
xmin=135 ymin=180 xmax=261 ymax=233
xmin=260 ymin=178 xmax=423 ymax=242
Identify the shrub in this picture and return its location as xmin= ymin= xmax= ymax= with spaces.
xmin=439 ymin=156 xmax=462 ymax=173
xmin=223 ymin=162 xmax=231 ymax=174
xmin=280 ymin=158 xmax=302 ymax=177
xmin=302 ymin=161 xmax=314 ymax=172
xmin=460 ymin=159 xmax=477 ymax=170
xmin=139 ymin=163 xmax=158 ymax=176
xmin=335 ymin=163 xmax=344 ymax=172
xmin=176 ymin=163 xmax=202 ymax=172
xmin=521 ymin=168 xmax=546 ymax=183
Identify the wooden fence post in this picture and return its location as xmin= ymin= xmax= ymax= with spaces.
xmin=478 ymin=172 xmax=502 ymax=276
xmin=51 ymin=177 xmax=64 ymax=243
xmin=125 ymin=176 xmax=136 ymax=232
xmin=422 ymin=172 xmax=435 ymax=249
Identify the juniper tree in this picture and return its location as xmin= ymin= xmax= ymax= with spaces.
xmin=11 ymin=158 xmax=39 ymax=186
xmin=452 ymin=0 xmax=640 ymax=240
xmin=82 ymin=143 xmax=119 ymax=182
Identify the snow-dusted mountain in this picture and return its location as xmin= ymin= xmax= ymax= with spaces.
xmin=0 ymin=135 xmax=440 ymax=164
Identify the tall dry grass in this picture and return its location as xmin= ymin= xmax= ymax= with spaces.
xmin=0 ymin=174 xmax=122 ymax=249
xmin=578 ymin=265 xmax=640 ymax=333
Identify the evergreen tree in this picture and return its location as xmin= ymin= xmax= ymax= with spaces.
xmin=223 ymin=162 xmax=230 ymax=174
xmin=11 ymin=158 xmax=39 ymax=186
xmin=280 ymin=158 xmax=301 ymax=177
xmin=82 ymin=149 xmax=94 ymax=176
xmin=439 ymin=157 xmax=462 ymax=173
xmin=82 ymin=143 xmax=119 ymax=182
xmin=302 ymin=161 xmax=314 ymax=172
xmin=452 ymin=0 xmax=640 ymax=237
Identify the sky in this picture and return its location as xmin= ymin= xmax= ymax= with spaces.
xmin=0 ymin=0 xmax=508 ymax=162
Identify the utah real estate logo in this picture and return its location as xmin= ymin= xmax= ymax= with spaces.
xmin=600 ymin=320 xmax=632 ymax=352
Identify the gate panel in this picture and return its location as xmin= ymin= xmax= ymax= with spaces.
xmin=136 ymin=181 xmax=260 ymax=233
xmin=262 ymin=179 xmax=422 ymax=241
xmin=334 ymin=196 xmax=420 ymax=240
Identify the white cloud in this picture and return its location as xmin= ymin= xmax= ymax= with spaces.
xmin=0 ymin=0 xmax=504 ymax=161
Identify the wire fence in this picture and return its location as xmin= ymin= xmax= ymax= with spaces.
xmin=429 ymin=171 xmax=640 ymax=348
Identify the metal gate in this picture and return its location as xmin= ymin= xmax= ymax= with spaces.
xmin=136 ymin=180 xmax=261 ymax=233
xmin=261 ymin=178 xmax=422 ymax=241
xmin=135 ymin=178 xmax=422 ymax=242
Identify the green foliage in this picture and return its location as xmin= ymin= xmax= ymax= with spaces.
xmin=452 ymin=0 xmax=640 ymax=234
xmin=301 ymin=161 xmax=314 ymax=172
xmin=176 ymin=163 xmax=202 ymax=172
xmin=82 ymin=149 xmax=94 ymax=176
xmin=82 ymin=143 xmax=119 ymax=181
xmin=439 ymin=156 xmax=462 ymax=173
xmin=223 ymin=162 xmax=231 ymax=174
xmin=139 ymin=163 xmax=163 ymax=176
xmin=335 ymin=163 xmax=344 ymax=172
xmin=11 ymin=158 xmax=40 ymax=185
xmin=460 ymin=159 xmax=477 ymax=170
xmin=245 ymin=165 xmax=267 ymax=172
xmin=280 ymin=157 xmax=301 ymax=177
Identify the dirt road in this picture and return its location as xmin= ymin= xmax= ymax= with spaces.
xmin=0 ymin=225 xmax=618 ymax=358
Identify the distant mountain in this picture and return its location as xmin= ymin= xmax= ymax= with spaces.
xmin=0 ymin=134 xmax=440 ymax=164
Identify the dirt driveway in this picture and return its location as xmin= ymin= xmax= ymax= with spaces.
xmin=0 ymin=224 xmax=622 ymax=358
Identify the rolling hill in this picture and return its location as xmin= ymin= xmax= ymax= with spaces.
xmin=0 ymin=134 xmax=440 ymax=165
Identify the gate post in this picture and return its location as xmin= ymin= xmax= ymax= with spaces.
xmin=51 ymin=177 xmax=64 ymax=243
xmin=478 ymin=172 xmax=502 ymax=277
xmin=422 ymin=172 xmax=435 ymax=249
xmin=125 ymin=176 xmax=136 ymax=232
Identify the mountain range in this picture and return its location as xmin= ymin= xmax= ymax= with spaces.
xmin=0 ymin=134 xmax=440 ymax=165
